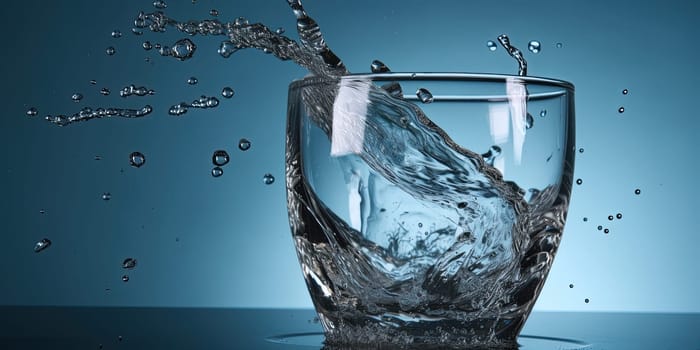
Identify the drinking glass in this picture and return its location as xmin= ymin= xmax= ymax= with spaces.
xmin=285 ymin=73 xmax=575 ymax=348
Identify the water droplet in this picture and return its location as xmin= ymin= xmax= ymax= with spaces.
xmin=635 ymin=188 xmax=641 ymax=195
xmin=597 ymin=225 xmax=603 ymax=231
xmin=616 ymin=213 xmax=622 ymax=219
xmin=263 ymin=173 xmax=275 ymax=185
xmin=569 ymin=283 xmax=574 ymax=288
xmin=122 ymin=258 xmax=137 ymax=269
xmin=486 ymin=40 xmax=497 ymax=51
xmin=576 ymin=178 xmax=583 ymax=185
xmin=525 ymin=113 xmax=534 ymax=129
xmin=106 ymin=46 xmax=116 ymax=56
xmin=209 ymin=9 xmax=219 ymax=16
xmin=583 ymin=217 xmax=588 ymax=222
xmin=622 ymin=89 xmax=629 ymax=95
xmin=71 ymin=93 xmax=83 ymax=102
xmin=129 ymin=152 xmax=146 ymax=168
xmin=153 ymin=0 xmax=167 ymax=9
xmin=143 ymin=41 xmax=152 ymax=50
xmin=371 ymin=60 xmax=390 ymax=73
xmin=117 ymin=336 xmax=123 ymax=342
xmin=122 ymin=275 xmax=129 ymax=282
xmin=111 ymin=30 xmax=122 ymax=38
xmin=527 ymin=40 xmax=541 ymax=53
xmin=416 ymin=88 xmax=434 ymax=103
xmin=539 ymin=109 xmax=547 ymax=118
xmin=212 ymin=150 xmax=230 ymax=166
xmin=418 ymin=222 xmax=423 ymax=228
xmin=39 ymin=209 xmax=46 ymax=214
xmin=171 ymin=38 xmax=196 ymax=61
xmin=238 ymin=138 xmax=251 ymax=151
xmin=168 ymin=103 xmax=188 ymax=116
xmin=234 ymin=17 xmax=249 ymax=26
xmin=556 ymin=42 xmax=563 ymax=48
xmin=584 ymin=298 xmax=590 ymax=303
xmin=221 ymin=87 xmax=235 ymax=98
xmin=132 ymin=28 xmax=143 ymax=35
xmin=218 ymin=41 xmax=239 ymax=58
xmin=26 ymin=107 xmax=38 ymax=116
xmin=481 ymin=145 xmax=502 ymax=166
xmin=187 ymin=77 xmax=198 ymax=85
xmin=90 ymin=80 xmax=97 ymax=85
xmin=275 ymin=27 xmax=285 ymax=34
xmin=34 ymin=238 xmax=52 ymax=253
xmin=608 ymin=215 xmax=614 ymax=221
xmin=102 ymin=192 xmax=112 ymax=201
xmin=100 ymin=88 xmax=110 ymax=96
xmin=211 ymin=166 xmax=223 ymax=177
xmin=618 ymin=106 xmax=625 ymax=113
xmin=604 ymin=228 xmax=609 ymax=234
xmin=578 ymin=148 xmax=584 ymax=153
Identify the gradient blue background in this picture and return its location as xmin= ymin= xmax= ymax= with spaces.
xmin=1 ymin=0 xmax=697 ymax=313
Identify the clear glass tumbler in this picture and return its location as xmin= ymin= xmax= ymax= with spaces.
xmin=285 ymin=73 xmax=575 ymax=348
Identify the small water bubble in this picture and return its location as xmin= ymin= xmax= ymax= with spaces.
xmin=486 ymin=40 xmax=497 ymax=51
xmin=238 ymin=138 xmax=251 ymax=151
xmin=635 ymin=188 xmax=641 ymax=195
xmin=418 ymin=222 xmax=423 ymax=228
xmin=218 ymin=41 xmax=238 ymax=58
xmin=528 ymin=40 xmax=541 ymax=53
xmin=153 ymin=0 xmax=167 ymax=9
xmin=118 ymin=336 xmax=123 ymax=342
xmin=132 ymin=28 xmax=143 ymax=35
xmin=122 ymin=275 xmax=129 ymax=282
xmin=597 ymin=225 xmax=603 ymax=231
xmin=26 ymin=107 xmax=38 ymax=116
xmin=263 ymin=173 xmax=275 ymax=185
xmin=34 ymin=238 xmax=52 ymax=253
xmin=71 ymin=93 xmax=83 ymax=102
xmin=608 ymin=215 xmax=614 ymax=221
xmin=579 ymin=148 xmax=584 ymax=153
xmin=187 ymin=77 xmax=198 ymax=85
xmin=142 ymin=41 xmax=152 ymax=50
xmin=168 ymin=103 xmax=188 ymax=116
xmin=211 ymin=166 xmax=223 ymax=177
xmin=583 ymin=217 xmax=588 ymax=222
xmin=576 ymin=178 xmax=583 ymax=185
xmin=556 ymin=42 xmax=563 ymax=48
xmin=111 ymin=30 xmax=122 ymax=38
xmin=371 ymin=60 xmax=390 ymax=73
xmin=275 ymin=27 xmax=285 ymax=34
xmin=105 ymin=46 xmax=116 ymax=56
xmin=221 ymin=87 xmax=235 ymax=98
xmin=616 ymin=213 xmax=622 ymax=219
xmin=212 ymin=150 xmax=230 ymax=166
xmin=209 ymin=9 xmax=219 ymax=16
xmin=604 ymin=228 xmax=609 ymax=234
xmin=584 ymin=298 xmax=590 ymax=303
xmin=622 ymin=89 xmax=629 ymax=95
xmin=171 ymin=38 xmax=196 ymax=61
xmin=102 ymin=192 xmax=111 ymax=201
xmin=618 ymin=106 xmax=625 ymax=113
xmin=416 ymin=88 xmax=434 ymax=103
xmin=39 ymin=209 xmax=46 ymax=214
xmin=100 ymin=88 xmax=110 ymax=96
xmin=129 ymin=152 xmax=146 ymax=168
xmin=122 ymin=258 xmax=137 ymax=269
xmin=234 ymin=17 xmax=249 ymax=26
xmin=90 ymin=79 xmax=97 ymax=85
xmin=569 ymin=283 xmax=574 ymax=288
xmin=525 ymin=113 xmax=534 ymax=129
xmin=538 ymin=110 xmax=547 ymax=118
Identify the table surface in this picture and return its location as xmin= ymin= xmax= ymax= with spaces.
xmin=1 ymin=307 xmax=698 ymax=349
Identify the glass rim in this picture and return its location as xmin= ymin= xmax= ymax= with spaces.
xmin=289 ymin=72 xmax=574 ymax=92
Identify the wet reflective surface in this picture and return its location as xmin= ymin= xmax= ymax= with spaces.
xmin=0 ymin=307 xmax=697 ymax=349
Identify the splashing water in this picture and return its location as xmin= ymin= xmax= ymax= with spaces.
xmin=497 ymin=34 xmax=527 ymax=76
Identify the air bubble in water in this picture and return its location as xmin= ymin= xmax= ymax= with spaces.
xmin=34 ymin=238 xmax=52 ymax=253
xmin=569 ymin=283 xmax=574 ymax=288
xmin=556 ymin=42 xmax=563 ymax=48
xmin=143 ymin=41 xmax=152 ymax=50
xmin=622 ymin=89 xmax=629 ymax=95
xmin=579 ymin=148 xmax=584 ymax=153
xmin=416 ymin=88 xmax=434 ymax=103
xmin=210 ymin=9 xmax=219 ymax=16
xmin=153 ymin=0 xmax=167 ymax=9
xmin=604 ymin=228 xmax=609 ymax=234
xmin=238 ymin=138 xmax=251 ymax=151
xmin=597 ymin=225 xmax=602 ymax=230
xmin=486 ymin=40 xmax=497 ymax=51
xmin=111 ymin=30 xmax=122 ymax=38
xmin=585 ymin=298 xmax=590 ymax=303
xmin=635 ymin=188 xmax=641 ymax=195
xmin=371 ymin=60 xmax=390 ymax=73
xmin=72 ymin=93 xmax=83 ymax=102
xmin=171 ymin=38 xmax=196 ymax=61
xmin=122 ymin=258 xmax=137 ymax=269
xmin=100 ymin=88 xmax=110 ymax=96
xmin=122 ymin=275 xmax=129 ymax=282
xmin=212 ymin=150 xmax=230 ymax=166
xmin=539 ymin=109 xmax=547 ymax=117
xmin=616 ymin=213 xmax=622 ymax=219
xmin=576 ymin=178 xmax=583 ymax=185
xmin=106 ymin=46 xmax=115 ymax=55
xmin=211 ymin=167 xmax=223 ymax=177
xmin=102 ymin=192 xmax=112 ymax=201
xmin=187 ymin=77 xmax=198 ymax=85
xmin=608 ymin=215 xmax=614 ymax=221
xmin=263 ymin=173 xmax=275 ymax=185
xmin=583 ymin=217 xmax=588 ymax=222
xmin=528 ymin=40 xmax=541 ymax=53
xmin=618 ymin=106 xmax=625 ymax=113
xmin=221 ymin=87 xmax=235 ymax=98
xmin=129 ymin=152 xmax=146 ymax=168
xmin=526 ymin=113 xmax=534 ymax=129
xmin=26 ymin=107 xmax=38 ymax=116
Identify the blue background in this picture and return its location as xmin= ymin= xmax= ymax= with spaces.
xmin=1 ymin=0 xmax=697 ymax=313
